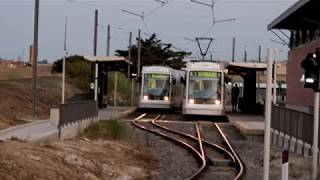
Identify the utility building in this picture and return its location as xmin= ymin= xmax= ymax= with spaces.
xmin=268 ymin=0 xmax=320 ymax=158
xmin=268 ymin=0 xmax=320 ymax=112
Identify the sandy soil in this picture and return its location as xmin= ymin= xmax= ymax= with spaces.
xmin=0 ymin=140 xmax=156 ymax=180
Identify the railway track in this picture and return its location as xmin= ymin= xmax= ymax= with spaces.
xmin=131 ymin=113 xmax=244 ymax=180
xmin=132 ymin=113 xmax=206 ymax=179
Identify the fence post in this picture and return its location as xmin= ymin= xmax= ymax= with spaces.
xmin=282 ymin=150 xmax=289 ymax=180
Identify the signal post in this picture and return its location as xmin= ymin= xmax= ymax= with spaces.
xmin=301 ymin=48 xmax=320 ymax=180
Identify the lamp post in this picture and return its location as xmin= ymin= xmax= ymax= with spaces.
xmin=32 ymin=0 xmax=39 ymax=116
xmin=263 ymin=48 xmax=273 ymax=180
xmin=62 ymin=17 xmax=67 ymax=104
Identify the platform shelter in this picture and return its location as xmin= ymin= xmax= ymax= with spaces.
xmin=226 ymin=62 xmax=267 ymax=114
xmin=84 ymin=56 xmax=133 ymax=109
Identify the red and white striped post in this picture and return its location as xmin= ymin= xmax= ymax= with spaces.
xmin=282 ymin=150 xmax=289 ymax=180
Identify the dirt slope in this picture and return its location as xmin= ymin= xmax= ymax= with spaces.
xmin=0 ymin=76 xmax=83 ymax=129
xmin=0 ymin=140 xmax=155 ymax=180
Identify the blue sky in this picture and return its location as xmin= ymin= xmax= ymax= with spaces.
xmin=0 ymin=0 xmax=297 ymax=62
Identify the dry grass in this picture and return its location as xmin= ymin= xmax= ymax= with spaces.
xmin=0 ymin=65 xmax=54 ymax=80
xmin=0 ymin=76 xmax=83 ymax=129
xmin=81 ymin=119 xmax=127 ymax=140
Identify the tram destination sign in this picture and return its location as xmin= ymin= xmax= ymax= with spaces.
xmin=190 ymin=71 xmax=219 ymax=78
xmin=148 ymin=74 xmax=169 ymax=80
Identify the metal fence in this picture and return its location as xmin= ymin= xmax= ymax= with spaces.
xmin=271 ymin=105 xmax=316 ymax=146
xmin=58 ymin=101 xmax=98 ymax=128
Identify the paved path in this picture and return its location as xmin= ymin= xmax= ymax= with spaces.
xmin=98 ymin=106 xmax=136 ymax=120
xmin=0 ymin=106 xmax=136 ymax=142
xmin=0 ymin=120 xmax=57 ymax=141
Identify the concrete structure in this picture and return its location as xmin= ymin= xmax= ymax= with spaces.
xmin=228 ymin=114 xmax=264 ymax=136
xmin=0 ymin=106 xmax=136 ymax=142
xmin=0 ymin=60 xmax=25 ymax=68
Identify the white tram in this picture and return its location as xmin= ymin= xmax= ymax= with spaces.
xmin=139 ymin=66 xmax=183 ymax=109
xmin=182 ymin=61 xmax=225 ymax=116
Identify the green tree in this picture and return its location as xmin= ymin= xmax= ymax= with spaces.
xmin=52 ymin=55 xmax=91 ymax=91
xmin=115 ymin=34 xmax=191 ymax=70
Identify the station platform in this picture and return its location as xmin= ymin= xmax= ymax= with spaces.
xmin=227 ymin=113 xmax=265 ymax=136
xmin=0 ymin=106 xmax=136 ymax=142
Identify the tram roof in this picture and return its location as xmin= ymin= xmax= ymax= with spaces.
xmin=185 ymin=61 xmax=224 ymax=71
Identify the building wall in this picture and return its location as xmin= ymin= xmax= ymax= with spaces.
xmin=0 ymin=61 xmax=25 ymax=68
xmin=286 ymin=40 xmax=320 ymax=107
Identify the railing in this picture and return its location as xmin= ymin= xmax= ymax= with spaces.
xmin=271 ymin=105 xmax=316 ymax=146
xmin=58 ymin=101 xmax=98 ymax=128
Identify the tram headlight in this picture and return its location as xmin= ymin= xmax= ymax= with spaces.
xmin=214 ymin=100 xmax=221 ymax=105
xmin=189 ymin=99 xmax=195 ymax=104
xmin=143 ymin=95 xmax=149 ymax=100
xmin=164 ymin=96 xmax=169 ymax=101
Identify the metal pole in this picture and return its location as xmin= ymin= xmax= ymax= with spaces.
xmin=107 ymin=24 xmax=110 ymax=56
xmin=62 ymin=16 xmax=67 ymax=104
xmin=131 ymin=79 xmax=134 ymax=107
xmin=258 ymin=45 xmax=261 ymax=89
xmin=273 ymin=62 xmax=277 ymax=104
xmin=312 ymin=92 xmax=319 ymax=180
xmin=137 ymin=29 xmax=141 ymax=79
xmin=232 ymin=37 xmax=235 ymax=62
xmin=259 ymin=45 xmax=262 ymax=62
xmin=114 ymin=72 xmax=118 ymax=107
xmin=32 ymin=0 xmax=39 ymax=116
xmin=105 ymin=24 xmax=117 ymax=107
xmin=93 ymin=9 xmax=98 ymax=101
xmin=263 ymin=48 xmax=273 ymax=180
xmin=129 ymin=32 xmax=134 ymax=107
xmin=244 ymin=50 xmax=247 ymax=62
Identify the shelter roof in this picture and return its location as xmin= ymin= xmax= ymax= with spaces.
xmin=268 ymin=0 xmax=320 ymax=30
xmin=83 ymin=56 xmax=132 ymax=65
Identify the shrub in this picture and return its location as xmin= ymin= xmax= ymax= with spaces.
xmin=82 ymin=120 xmax=126 ymax=140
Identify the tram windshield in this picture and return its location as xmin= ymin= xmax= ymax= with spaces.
xmin=188 ymin=71 xmax=221 ymax=104
xmin=143 ymin=73 xmax=170 ymax=100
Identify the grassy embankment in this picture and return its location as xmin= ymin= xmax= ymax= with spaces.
xmin=0 ymin=76 xmax=83 ymax=129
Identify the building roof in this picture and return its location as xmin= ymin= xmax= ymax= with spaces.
xmin=227 ymin=62 xmax=267 ymax=70
xmin=268 ymin=0 xmax=320 ymax=30
xmin=83 ymin=56 xmax=132 ymax=65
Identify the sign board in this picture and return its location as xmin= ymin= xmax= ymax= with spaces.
xmin=146 ymin=74 xmax=170 ymax=80
xmin=190 ymin=71 xmax=220 ymax=78
xmin=90 ymin=83 xmax=95 ymax=90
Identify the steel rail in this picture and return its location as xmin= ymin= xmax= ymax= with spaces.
xmin=152 ymin=119 xmax=236 ymax=162
xmin=132 ymin=114 xmax=206 ymax=180
xmin=195 ymin=122 xmax=205 ymax=159
xmin=214 ymin=123 xmax=245 ymax=180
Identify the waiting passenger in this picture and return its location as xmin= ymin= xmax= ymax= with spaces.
xmin=231 ymin=84 xmax=240 ymax=112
